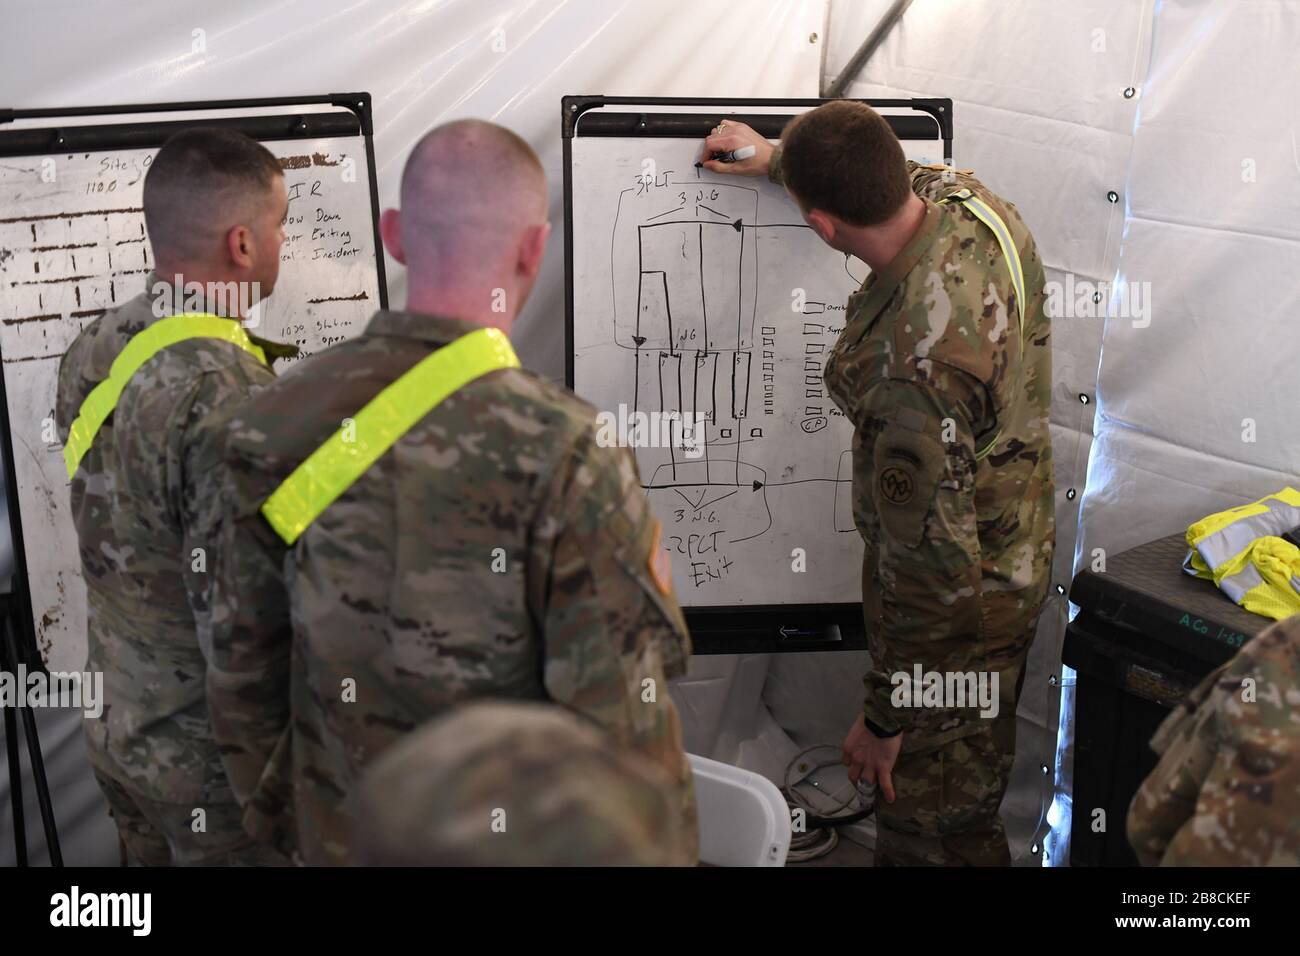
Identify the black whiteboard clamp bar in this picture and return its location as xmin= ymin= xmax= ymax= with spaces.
xmin=563 ymin=95 xmax=953 ymax=167
xmin=685 ymin=605 xmax=866 ymax=655
xmin=0 ymin=92 xmax=374 ymax=126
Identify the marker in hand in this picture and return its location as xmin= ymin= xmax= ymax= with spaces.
xmin=697 ymin=145 xmax=757 ymax=168
xmin=697 ymin=120 xmax=771 ymax=176
xmin=715 ymin=145 xmax=757 ymax=163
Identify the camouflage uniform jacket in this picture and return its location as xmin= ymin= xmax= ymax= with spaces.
xmin=771 ymin=154 xmax=1055 ymax=745
xmin=207 ymin=309 xmax=697 ymax=865
xmin=1127 ymin=615 xmax=1300 ymax=865
xmin=54 ymin=276 xmax=290 ymax=808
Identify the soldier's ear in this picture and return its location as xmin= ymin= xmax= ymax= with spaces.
xmin=379 ymin=208 xmax=405 ymax=265
xmin=806 ymin=208 xmax=836 ymax=247
xmin=517 ymin=221 xmax=550 ymax=280
xmin=226 ymin=224 xmax=255 ymax=270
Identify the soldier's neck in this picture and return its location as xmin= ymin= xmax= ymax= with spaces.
xmin=151 ymin=261 xmax=251 ymax=321
xmin=846 ymin=194 xmax=927 ymax=274
xmin=404 ymin=285 xmax=516 ymax=336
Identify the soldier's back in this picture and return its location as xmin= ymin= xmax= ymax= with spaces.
xmin=55 ymin=287 xmax=277 ymax=828
xmin=224 ymin=310 xmax=673 ymax=862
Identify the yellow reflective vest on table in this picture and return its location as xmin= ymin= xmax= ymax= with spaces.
xmin=1184 ymin=488 xmax=1300 ymax=621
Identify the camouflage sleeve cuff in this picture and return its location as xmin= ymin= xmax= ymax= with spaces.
xmin=768 ymin=146 xmax=784 ymax=186
xmin=862 ymin=713 xmax=901 ymax=739
xmin=862 ymin=673 xmax=912 ymax=736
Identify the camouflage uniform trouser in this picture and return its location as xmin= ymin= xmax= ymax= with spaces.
xmin=874 ymin=658 xmax=1028 ymax=867
xmin=92 ymin=769 xmax=287 ymax=866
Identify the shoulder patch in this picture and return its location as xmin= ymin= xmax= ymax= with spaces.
xmin=873 ymin=424 xmax=946 ymax=548
xmin=879 ymin=464 xmax=916 ymax=505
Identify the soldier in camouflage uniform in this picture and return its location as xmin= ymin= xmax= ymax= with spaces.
xmin=704 ymin=102 xmax=1054 ymax=865
xmin=1128 ymin=615 xmax=1300 ymax=865
xmin=206 ymin=120 xmax=696 ymax=866
xmin=55 ymin=128 xmax=295 ymax=865
xmin=353 ymin=701 xmax=694 ymax=866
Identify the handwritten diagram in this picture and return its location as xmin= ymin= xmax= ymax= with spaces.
xmin=571 ymin=139 xmax=866 ymax=608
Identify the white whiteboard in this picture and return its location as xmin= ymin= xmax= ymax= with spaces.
xmin=0 ymin=137 xmax=382 ymax=669
xmin=571 ymin=136 xmax=871 ymax=610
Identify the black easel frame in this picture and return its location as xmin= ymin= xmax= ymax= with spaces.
xmin=0 ymin=93 xmax=389 ymax=865
xmin=561 ymin=95 xmax=953 ymax=654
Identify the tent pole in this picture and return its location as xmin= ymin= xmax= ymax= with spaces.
xmin=822 ymin=0 xmax=916 ymax=98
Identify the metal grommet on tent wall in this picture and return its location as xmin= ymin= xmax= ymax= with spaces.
xmin=1056 ymin=584 xmax=1065 ymax=595
xmin=1123 ymin=86 xmax=1137 ymax=98
xmin=1107 ymin=190 xmax=1119 ymax=203
xmin=1092 ymin=290 xmax=1103 ymax=303
xmin=1067 ymin=488 xmax=1077 ymax=501
xmin=1079 ymin=393 xmax=1090 ymax=404
xmin=1049 ymin=674 xmax=1058 ymax=686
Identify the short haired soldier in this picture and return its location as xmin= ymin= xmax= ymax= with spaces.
xmin=206 ymin=119 xmax=696 ymax=865
xmin=354 ymin=701 xmax=694 ymax=867
xmin=1127 ymin=615 xmax=1300 ymax=865
xmin=55 ymin=127 xmax=296 ymax=865
xmin=703 ymin=102 xmax=1054 ymax=865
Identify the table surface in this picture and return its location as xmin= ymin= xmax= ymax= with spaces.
xmin=1069 ymin=532 xmax=1272 ymax=666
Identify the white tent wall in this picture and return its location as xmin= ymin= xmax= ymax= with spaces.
xmin=1073 ymin=0 xmax=1300 ymax=854
xmin=1079 ymin=0 xmax=1300 ymax=553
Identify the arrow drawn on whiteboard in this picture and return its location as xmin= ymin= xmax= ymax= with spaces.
xmin=730 ymin=476 xmax=772 ymax=544
xmin=730 ymin=218 xmax=809 ymax=232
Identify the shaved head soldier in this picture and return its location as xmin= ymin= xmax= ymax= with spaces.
xmin=703 ymin=103 xmax=1053 ymax=866
xmin=354 ymin=702 xmax=694 ymax=867
xmin=55 ymin=127 xmax=296 ymax=865
xmin=206 ymin=119 xmax=696 ymax=865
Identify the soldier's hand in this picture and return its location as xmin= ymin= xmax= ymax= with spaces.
xmin=698 ymin=120 xmax=773 ymax=176
xmin=842 ymin=714 xmax=902 ymax=803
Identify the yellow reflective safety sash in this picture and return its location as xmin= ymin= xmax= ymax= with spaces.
xmin=1184 ymin=488 xmax=1300 ymax=621
xmin=260 ymin=327 xmax=519 ymax=546
xmin=63 ymin=313 xmax=268 ymax=479
xmin=939 ymin=187 xmax=1027 ymax=461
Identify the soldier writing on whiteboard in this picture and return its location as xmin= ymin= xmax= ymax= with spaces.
xmin=702 ymin=102 xmax=1054 ymax=866
xmin=55 ymin=128 xmax=296 ymax=865
xmin=205 ymin=120 xmax=696 ymax=865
